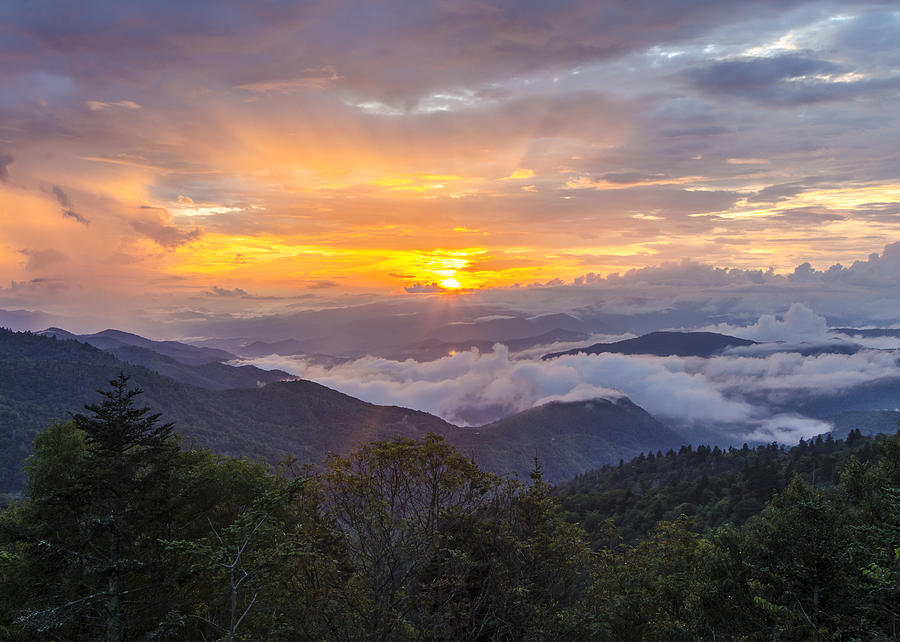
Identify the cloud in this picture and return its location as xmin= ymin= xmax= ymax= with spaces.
xmin=747 ymin=414 xmax=833 ymax=444
xmin=300 ymin=280 xmax=338 ymax=289
xmin=685 ymin=52 xmax=900 ymax=105
xmin=788 ymin=242 xmax=900 ymax=287
xmin=50 ymin=185 xmax=73 ymax=208
xmin=86 ymin=100 xmax=140 ymax=111
xmin=603 ymin=259 xmax=776 ymax=287
xmin=405 ymin=282 xmax=446 ymax=293
xmin=705 ymin=303 xmax=828 ymax=343
xmin=747 ymin=182 xmax=808 ymax=204
xmin=131 ymin=209 xmax=203 ymax=249
xmin=563 ymin=244 xmax=900 ymax=293
xmin=2 ymin=1 xmax=900 ymax=331
xmin=686 ymin=53 xmax=841 ymax=102
xmin=0 ymin=153 xmax=12 ymax=180
xmin=18 ymin=248 xmax=68 ymax=271
xmin=210 ymin=286 xmax=248 ymax=297
xmin=503 ymin=169 xmax=534 ymax=180
xmin=50 ymin=185 xmax=90 ymax=225
xmin=236 ymin=333 xmax=890 ymax=444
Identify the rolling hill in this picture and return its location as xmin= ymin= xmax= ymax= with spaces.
xmin=38 ymin=328 xmax=293 ymax=390
xmin=0 ymin=329 xmax=686 ymax=492
xmin=542 ymin=331 xmax=756 ymax=360
xmin=39 ymin=328 xmax=236 ymax=365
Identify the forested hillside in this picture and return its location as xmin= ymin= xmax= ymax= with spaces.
xmin=0 ymin=329 xmax=458 ymax=492
xmin=555 ymin=429 xmax=884 ymax=546
xmin=0 ymin=329 xmax=684 ymax=492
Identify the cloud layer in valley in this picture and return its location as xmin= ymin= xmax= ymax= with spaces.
xmin=240 ymin=305 xmax=900 ymax=445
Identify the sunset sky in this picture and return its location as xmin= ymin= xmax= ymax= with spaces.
xmin=2 ymin=0 xmax=900 ymax=327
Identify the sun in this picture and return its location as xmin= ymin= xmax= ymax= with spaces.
xmin=440 ymin=277 xmax=462 ymax=289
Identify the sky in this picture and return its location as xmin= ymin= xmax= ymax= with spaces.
xmin=2 ymin=0 xmax=900 ymax=328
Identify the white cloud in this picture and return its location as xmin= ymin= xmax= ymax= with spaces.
xmin=239 ymin=335 xmax=899 ymax=443
xmin=704 ymin=302 xmax=828 ymax=342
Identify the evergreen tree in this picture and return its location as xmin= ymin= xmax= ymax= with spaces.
xmin=10 ymin=374 xmax=181 ymax=640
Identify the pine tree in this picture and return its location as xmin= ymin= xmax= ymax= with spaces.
xmin=11 ymin=374 xmax=181 ymax=641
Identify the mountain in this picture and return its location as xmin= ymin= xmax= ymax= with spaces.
xmin=543 ymin=331 xmax=756 ymax=360
xmin=400 ymin=328 xmax=591 ymax=361
xmin=554 ymin=429 xmax=890 ymax=547
xmin=469 ymin=397 xmax=684 ymax=483
xmin=236 ymin=338 xmax=311 ymax=358
xmin=0 ymin=309 xmax=57 ymax=332
xmin=833 ymin=328 xmax=900 ymax=339
xmin=100 ymin=345 xmax=294 ymax=390
xmin=38 ymin=328 xmax=291 ymax=390
xmin=40 ymin=328 xmax=236 ymax=365
xmin=0 ymin=329 xmax=683 ymax=492
xmin=436 ymin=314 xmax=589 ymax=343
xmin=790 ymin=376 xmax=900 ymax=418
xmin=823 ymin=410 xmax=900 ymax=440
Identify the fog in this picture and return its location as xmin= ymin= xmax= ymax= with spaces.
xmin=239 ymin=305 xmax=899 ymax=444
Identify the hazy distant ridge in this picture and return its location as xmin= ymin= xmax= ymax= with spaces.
xmin=543 ymin=331 xmax=756 ymax=360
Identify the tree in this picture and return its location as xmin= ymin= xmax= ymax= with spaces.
xmin=321 ymin=434 xmax=496 ymax=639
xmin=842 ymin=430 xmax=900 ymax=637
xmin=320 ymin=436 xmax=596 ymax=640
xmin=746 ymin=475 xmax=858 ymax=639
xmin=8 ymin=374 xmax=181 ymax=641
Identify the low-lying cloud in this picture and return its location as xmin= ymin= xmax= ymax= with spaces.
xmin=705 ymin=302 xmax=828 ymax=342
xmin=238 ymin=333 xmax=899 ymax=443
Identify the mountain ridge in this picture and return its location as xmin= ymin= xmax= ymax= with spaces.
xmin=0 ymin=328 xmax=685 ymax=491
xmin=542 ymin=331 xmax=757 ymax=360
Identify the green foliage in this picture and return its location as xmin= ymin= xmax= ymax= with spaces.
xmin=743 ymin=476 xmax=859 ymax=638
xmin=319 ymin=434 xmax=594 ymax=640
xmin=6 ymin=376 xmax=184 ymax=640
xmin=556 ymin=432 xmax=884 ymax=546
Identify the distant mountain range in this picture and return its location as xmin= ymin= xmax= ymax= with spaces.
xmin=40 ymin=328 xmax=236 ymax=365
xmin=833 ymin=328 xmax=900 ymax=339
xmin=0 ymin=329 xmax=686 ymax=492
xmin=6 ymin=325 xmax=900 ymax=495
xmin=543 ymin=331 xmax=756 ymax=359
xmin=215 ymin=327 xmax=591 ymax=362
xmin=397 ymin=328 xmax=591 ymax=361
xmin=38 ymin=328 xmax=293 ymax=390
xmin=823 ymin=410 xmax=900 ymax=440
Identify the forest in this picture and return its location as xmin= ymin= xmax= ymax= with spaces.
xmin=1 ymin=375 xmax=898 ymax=640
